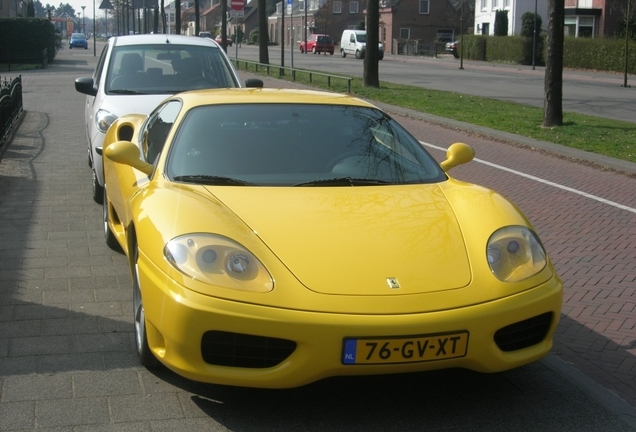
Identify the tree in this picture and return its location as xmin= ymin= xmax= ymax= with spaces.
xmin=521 ymin=11 xmax=542 ymax=37
xmin=258 ymin=0 xmax=270 ymax=64
xmin=543 ymin=0 xmax=564 ymax=127
xmin=363 ymin=0 xmax=380 ymax=87
xmin=27 ymin=0 xmax=36 ymax=17
xmin=194 ymin=0 xmax=200 ymax=36
xmin=57 ymin=3 xmax=76 ymax=17
xmin=494 ymin=10 xmax=508 ymax=36
xmin=175 ymin=0 xmax=181 ymax=34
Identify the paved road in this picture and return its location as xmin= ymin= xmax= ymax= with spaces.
xmin=232 ymin=44 xmax=636 ymax=124
xmin=0 ymin=44 xmax=635 ymax=430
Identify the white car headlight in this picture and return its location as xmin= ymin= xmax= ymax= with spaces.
xmin=95 ymin=109 xmax=118 ymax=134
xmin=486 ymin=226 xmax=547 ymax=282
xmin=164 ymin=234 xmax=274 ymax=293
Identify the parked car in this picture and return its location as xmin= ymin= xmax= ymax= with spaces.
xmin=101 ymin=87 xmax=563 ymax=388
xmin=299 ymin=34 xmax=334 ymax=55
xmin=215 ymin=34 xmax=233 ymax=46
xmin=340 ymin=29 xmax=383 ymax=60
xmin=198 ymin=31 xmax=213 ymax=39
xmin=446 ymin=40 xmax=459 ymax=58
xmin=69 ymin=33 xmax=88 ymax=49
xmin=74 ymin=34 xmax=262 ymax=204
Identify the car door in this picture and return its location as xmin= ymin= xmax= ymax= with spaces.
xmin=108 ymin=99 xmax=183 ymax=230
xmin=85 ymin=44 xmax=109 ymax=159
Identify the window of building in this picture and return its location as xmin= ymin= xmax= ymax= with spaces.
xmin=481 ymin=0 xmax=487 ymax=9
xmin=300 ymin=0 xmax=304 ymax=10
xmin=419 ymin=0 xmax=429 ymax=14
xmin=333 ymin=1 xmax=342 ymax=13
xmin=400 ymin=28 xmax=410 ymax=39
xmin=350 ymin=1 xmax=358 ymax=13
xmin=578 ymin=16 xmax=595 ymax=37
xmin=503 ymin=0 xmax=510 ymax=7
xmin=492 ymin=0 xmax=498 ymax=8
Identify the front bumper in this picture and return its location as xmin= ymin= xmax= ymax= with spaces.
xmin=138 ymin=254 xmax=562 ymax=389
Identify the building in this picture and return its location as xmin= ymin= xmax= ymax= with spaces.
xmin=474 ymin=0 xmax=547 ymax=35
xmin=0 ymin=0 xmax=27 ymax=18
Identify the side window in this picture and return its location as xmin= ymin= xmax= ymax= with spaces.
xmin=93 ymin=44 xmax=109 ymax=86
xmin=141 ymin=100 xmax=182 ymax=164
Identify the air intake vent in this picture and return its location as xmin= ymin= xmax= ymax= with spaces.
xmin=201 ymin=331 xmax=296 ymax=368
xmin=494 ymin=312 xmax=553 ymax=352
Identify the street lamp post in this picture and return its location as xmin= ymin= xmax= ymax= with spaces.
xmin=82 ymin=6 xmax=86 ymax=34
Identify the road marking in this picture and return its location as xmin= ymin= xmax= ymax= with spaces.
xmin=422 ymin=142 xmax=636 ymax=215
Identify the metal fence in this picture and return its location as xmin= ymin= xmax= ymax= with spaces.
xmin=232 ymin=59 xmax=353 ymax=93
xmin=392 ymin=40 xmax=443 ymax=57
xmin=0 ymin=49 xmax=48 ymax=71
xmin=0 ymin=75 xmax=24 ymax=147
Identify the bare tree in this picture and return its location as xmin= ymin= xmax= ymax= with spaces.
xmin=221 ymin=0 xmax=228 ymax=50
xmin=543 ymin=0 xmax=564 ymax=127
xmin=363 ymin=0 xmax=380 ymax=87
xmin=258 ymin=0 xmax=270 ymax=63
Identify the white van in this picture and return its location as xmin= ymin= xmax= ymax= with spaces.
xmin=340 ymin=29 xmax=384 ymax=60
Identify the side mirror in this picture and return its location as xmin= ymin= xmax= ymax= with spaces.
xmin=75 ymin=77 xmax=97 ymax=97
xmin=439 ymin=142 xmax=475 ymax=171
xmin=245 ymin=78 xmax=264 ymax=88
xmin=104 ymin=141 xmax=154 ymax=176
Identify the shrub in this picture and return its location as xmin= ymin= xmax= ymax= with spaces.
xmin=494 ymin=10 xmax=509 ymax=36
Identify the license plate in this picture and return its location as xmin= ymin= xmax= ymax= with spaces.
xmin=342 ymin=331 xmax=469 ymax=365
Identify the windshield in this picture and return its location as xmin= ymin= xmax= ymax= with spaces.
xmin=356 ymin=34 xmax=367 ymax=43
xmin=166 ymin=104 xmax=446 ymax=186
xmin=72 ymin=33 xmax=86 ymax=40
xmin=105 ymin=44 xmax=239 ymax=94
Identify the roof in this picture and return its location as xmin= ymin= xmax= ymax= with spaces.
xmin=110 ymin=34 xmax=218 ymax=48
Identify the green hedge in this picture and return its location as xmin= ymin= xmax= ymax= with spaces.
xmin=0 ymin=18 xmax=57 ymax=64
xmin=563 ymin=37 xmax=635 ymax=73
xmin=457 ymin=34 xmax=634 ymax=74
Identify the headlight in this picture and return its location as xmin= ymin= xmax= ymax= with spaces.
xmin=486 ymin=226 xmax=547 ymax=282
xmin=95 ymin=109 xmax=118 ymax=134
xmin=164 ymin=234 xmax=274 ymax=293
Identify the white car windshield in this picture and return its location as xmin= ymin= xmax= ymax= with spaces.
xmin=106 ymin=44 xmax=239 ymax=94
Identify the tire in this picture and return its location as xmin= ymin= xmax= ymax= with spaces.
xmin=312 ymin=46 xmax=317 ymax=54
xmin=102 ymin=188 xmax=121 ymax=251
xmin=355 ymin=50 xmax=363 ymax=59
xmin=132 ymin=238 xmax=159 ymax=367
xmin=329 ymin=51 xmax=334 ymax=55
xmin=92 ymin=167 xmax=104 ymax=204
xmin=341 ymin=49 xmax=346 ymax=58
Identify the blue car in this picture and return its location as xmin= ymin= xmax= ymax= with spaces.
xmin=69 ymin=33 xmax=88 ymax=49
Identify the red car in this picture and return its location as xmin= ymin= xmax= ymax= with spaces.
xmin=300 ymin=34 xmax=334 ymax=55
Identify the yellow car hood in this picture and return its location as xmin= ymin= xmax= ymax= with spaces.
xmin=208 ymin=185 xmax=471 ymax=296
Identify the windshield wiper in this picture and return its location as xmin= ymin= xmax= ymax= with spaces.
xmin=294 ymin=177 xmax=391 ymax=186
xmin=172 ymin=175 xmax=255 ymax=186
xmin=109 ymin=89 xmax=149 ymax=94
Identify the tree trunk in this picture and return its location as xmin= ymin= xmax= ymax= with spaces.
xmin=175 ymin=0 xmax=181 ymax=34
xmin=194 ymin=0 xmax=200 ymax=36
xmin=258 ymin=0 xmax=270 ymax=64
xmin=221 ymin=0 xmax=227 ymax=51
xmin=363 ymin=0 xmax=380 ymax=88
xmin=543 ymin=0 xmax=565 ymax=127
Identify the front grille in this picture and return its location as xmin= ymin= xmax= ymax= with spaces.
xmin=494 ymin=312 xmax=553 ymax=352
xmin=201 ymin=331 xmax=296 ymax=368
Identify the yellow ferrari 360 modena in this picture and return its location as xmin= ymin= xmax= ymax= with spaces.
xmin=101 ymin=88 xmax=563 ymax=388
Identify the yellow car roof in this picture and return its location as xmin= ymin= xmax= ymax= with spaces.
xmin=178 ymin=88 xmax=377 ymax=109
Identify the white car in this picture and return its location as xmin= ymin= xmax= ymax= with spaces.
xmin=339 ymin=29 xmax=384 ymax=60
xmin=75 ymin=34 xmax=262 ymax=203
